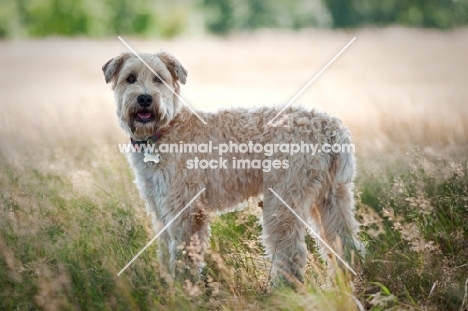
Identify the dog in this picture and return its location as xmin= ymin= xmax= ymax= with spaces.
xmin=103 ymin=51 xmax=363 ymax=284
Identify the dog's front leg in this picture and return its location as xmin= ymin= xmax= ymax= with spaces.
xmin=159 ymin=193 xmax=210 ymax=281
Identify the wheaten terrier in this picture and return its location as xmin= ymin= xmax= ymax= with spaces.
xmin=103 ymin=51 xmax=363 ymax=283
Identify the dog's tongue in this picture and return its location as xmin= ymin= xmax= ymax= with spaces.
xmin=137 ymin=112 xmax=152 ymax=120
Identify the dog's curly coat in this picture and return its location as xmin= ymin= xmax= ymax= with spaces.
xmin=103 ymin=51 xmax=363 ymax=283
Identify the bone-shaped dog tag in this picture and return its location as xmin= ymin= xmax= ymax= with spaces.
xmin=143 ymin=152 xmax=161 ymax=164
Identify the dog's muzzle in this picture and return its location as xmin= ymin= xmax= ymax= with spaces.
xmin=135 ymin=94 xmax=157 ymax=123
xmin=137 ymin=94 xmax=153 ymax=107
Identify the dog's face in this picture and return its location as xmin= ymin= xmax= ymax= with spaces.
xmin=102 ymin=52 xmax=187 ymax=138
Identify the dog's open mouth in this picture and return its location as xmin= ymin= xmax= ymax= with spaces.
xmin=136 ymin=111 xmax=155 ymax=123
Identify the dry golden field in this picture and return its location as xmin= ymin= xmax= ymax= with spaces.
xmin=1 ymin=28 xmax=468 ymax=163
xmin=1 ymin=28 xmax=468 ymax=310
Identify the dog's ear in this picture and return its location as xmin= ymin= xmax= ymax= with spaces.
xmin=157 ymin=52 xmax=188 ymax=85
xmin=102 ymin=53 xmax=130 ymax=84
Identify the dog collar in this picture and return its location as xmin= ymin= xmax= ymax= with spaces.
xmin=130 ymin=133 xmax=162 ymax=146
xmin=130 ymin=121 xmax=174 ymax=146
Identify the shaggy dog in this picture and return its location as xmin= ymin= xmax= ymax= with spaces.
xmin=103 ymin=51 xmax=363 ymax=283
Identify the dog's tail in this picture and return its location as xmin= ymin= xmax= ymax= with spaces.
xmin=331 ymin=133 xmax=355 ymax=185
xmin=315 ymin=128 xmax=365 ymax=264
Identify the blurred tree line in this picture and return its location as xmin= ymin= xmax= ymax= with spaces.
xmin=0 ymin=0 xmax=467 ymax=38
xmin=205 ymin=0 xmax=468 ymax=33
xmin=0 ymin=0 xmax=191 ymax=38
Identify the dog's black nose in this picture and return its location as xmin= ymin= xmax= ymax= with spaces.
xmin=137 ymin=94 xmax=153 ymax=107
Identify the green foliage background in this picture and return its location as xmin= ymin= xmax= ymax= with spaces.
xmin=0 ymin=0 xmax=191 ymax=38
xmin=0 ymin=0 xmax=468 ymax=37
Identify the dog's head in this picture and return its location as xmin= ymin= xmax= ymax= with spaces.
xmin=102 ymin=52 xmax=187 ymax=138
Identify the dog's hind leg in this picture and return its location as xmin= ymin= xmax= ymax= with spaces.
xmin=262 ymin=185 xmax=316 ymax=285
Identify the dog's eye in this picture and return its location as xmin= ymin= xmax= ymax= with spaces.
xmin=153 ymin=76 xmax=162 ymax=84
xmin=126 ymin=75 xmax=136 ymax=84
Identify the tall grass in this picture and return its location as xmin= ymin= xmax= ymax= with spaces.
xmin=357 ymin=150 xmax=468 ymax=309
xmin=0 ymin=149 xmax=363 ymax=310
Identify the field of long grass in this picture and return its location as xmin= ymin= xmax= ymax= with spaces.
xmin=1 ymin=28 xmax=468 ymax=310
